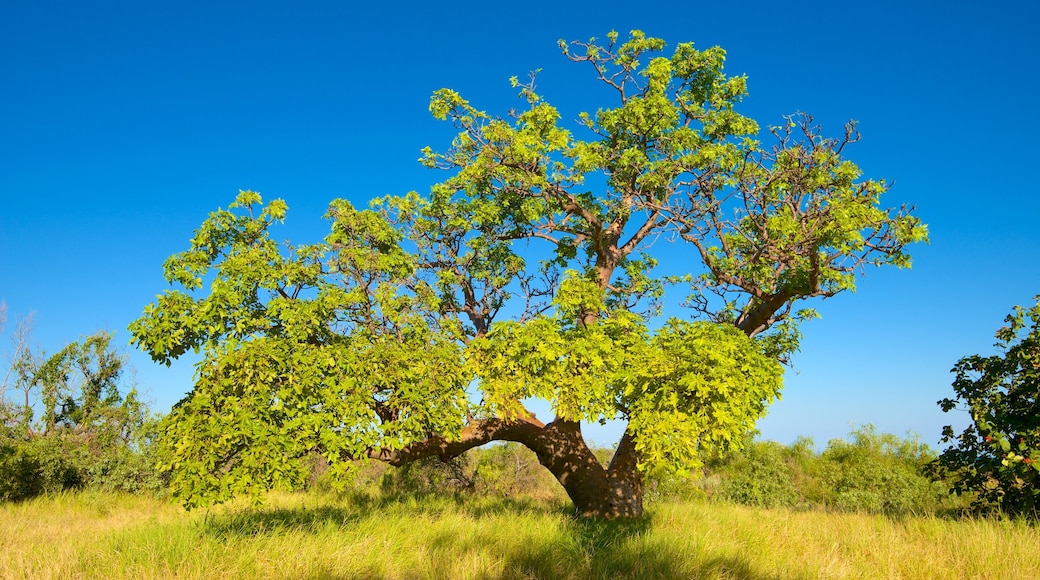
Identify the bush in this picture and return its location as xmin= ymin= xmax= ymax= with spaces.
xmin=472 ymin=443 xmax=565 ymax=500
xmin=21 ymin=434 xmax=90 ymax=493
xmin=818 ymin=427 xmax=946 ymax=514
xmin=933 ymin=297 xmax=1040 ymax=517
xmin=380 ymin=455 xmax=477 ymax=497
xmin=0 ymin=431 xmax=167 ymax=501
xmin=701 ymin=427 xmax=951 ymax=515
xmin=375 ymin=443 xmax=570 ymax=501
xmin=714 ymin=440 xmax=799 ymax=508
xmin=0 ymin=443 xmax=42 ymax=502
xmin=645 ymin=471 xmax=709 ymax=503
xmin=0 ymin=330 xmax=167 ymax=502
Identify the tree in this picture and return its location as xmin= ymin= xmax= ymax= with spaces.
xmin=130 ymin=31 xmax=927 ymax=518
xmin=0 ymin=303 xmax=34 ymax=430
xmin=933 ymin=297 xmax=1040 ymax=517
xmin=0 ymin=319 xmax=157 ymax=499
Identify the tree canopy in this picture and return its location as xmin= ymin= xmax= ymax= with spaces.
xmin=131 ymin=30 xmax=927 ymax=517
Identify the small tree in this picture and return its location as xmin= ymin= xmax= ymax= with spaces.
xmin=1 ymin=306 xmax=37 ymax=432
xmin=934 ymin=297 xmax=1040 ymax=516
xmin=131 ymin=31 xmax=926 ymax=518
xmin=0 ymin=322 xmax=157 ymax=498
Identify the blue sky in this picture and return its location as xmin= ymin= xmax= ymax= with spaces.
xmin=2 ymin=0 xmax=1037 ymax=449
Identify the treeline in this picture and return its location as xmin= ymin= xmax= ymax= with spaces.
xmin=700 ymin=428 xmax=955 ymax=514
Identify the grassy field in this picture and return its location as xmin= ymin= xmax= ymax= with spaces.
xmin=1 ymin=491 xmax=1038 ymax=579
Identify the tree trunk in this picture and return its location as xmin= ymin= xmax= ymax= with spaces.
xmin=369 ymin=416 xmax=646 ymax=519
xmin=523 ymin=419 xmax=644 ymax=518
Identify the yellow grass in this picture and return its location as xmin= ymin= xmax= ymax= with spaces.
xmin=1 ymin=491 xmax=1038 ymax=579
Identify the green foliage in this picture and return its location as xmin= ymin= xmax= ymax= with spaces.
xmin=715 ymin=440 xmax=799 ymax=508
xmin=817 ymin=426 xmax=945 ymax=514
xmin=132 ymin=30 xmax=926 ymax=512
xmin=471 ymin=443 xmax=570 ymax=500
xmin=626 ymin=320 xmax=782 ymax=475
xmin=308 ymin=443 xmax=577 ymax=502
xmin=346 ymin=443 xmax=573 ymax=501
xmin=19 ymin=433 xmax=91 ymax=492
xmin=0 ymin=328 xmax=164 ymax=501
xmin=706 ymin=426 xmax=950 ymax=515
xmin=0 ymin=443 xmax=42 ymax=501
xmin=933 ymin=297 xmax=1040 ymax=517
xmin=379 ymin=456 xmax=476 ymax=497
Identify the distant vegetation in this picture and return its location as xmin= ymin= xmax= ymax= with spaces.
xmin=0 ymin=307 xmax=165 ymax=502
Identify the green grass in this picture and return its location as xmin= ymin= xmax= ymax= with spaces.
xmin=2 ymin=491 xmax=1038 ymax=579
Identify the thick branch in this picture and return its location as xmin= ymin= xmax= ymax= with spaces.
xmin=735 ymin=293 xmax=791 ymax=337
xmin=366 ymin=414 xmax=545 ymax=466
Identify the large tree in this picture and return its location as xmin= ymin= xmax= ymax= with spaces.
xmin=131 ymin=31 xmax=926 ymax=518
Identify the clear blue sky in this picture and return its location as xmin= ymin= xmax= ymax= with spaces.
xmin=2 ymin=0 xmax=1037 ymax=449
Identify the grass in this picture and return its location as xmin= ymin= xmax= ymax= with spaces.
xmin=2 ymin=491 xmax=1038 ymax=579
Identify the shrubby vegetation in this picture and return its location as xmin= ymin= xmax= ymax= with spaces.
xmin=932 ymin=297 xmax=1040 ymax=517
xmin=706 ymin=426 xmax=956 ymax=514
xmin=0 ymin=306 xmax=164 ymax=501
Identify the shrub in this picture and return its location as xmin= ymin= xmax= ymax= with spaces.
xmin=0 ymin=443 xmax=42 ymax=502
xmin=472 ymin=443 xmax=565 ymax=500
xmin=933 ymin=297 xmax=1040 ymax=517
xmin=714 ymin=440 xmax=799 ymax=508
xmin=21 ymin=434 xmax=90 ymax=493
xmin=819 ymin=426 xmax=945 ymax=514
xmin=701 ymin=427 xmax=950 ymax=515
xmin=380 ymin=455 xmax=477 ymax=497
xmin=0 ymin=330 xmax=166 ymax=502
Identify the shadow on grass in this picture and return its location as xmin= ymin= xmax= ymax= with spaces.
xmin=199 ymin=502 xmax=365 ymax=540
xmin=468 ymin=512 xmax=802 ymax=580
xmin=198 ymin=493 xmax=805 ymax=579
xmin=196 ymin=491 xmax=562 ymax=540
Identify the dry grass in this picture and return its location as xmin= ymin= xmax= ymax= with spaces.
xmin=2 ymin=491 xmax=1038 ymax=579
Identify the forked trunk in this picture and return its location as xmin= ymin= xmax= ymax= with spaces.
xmin=525 ymin=419 xmax=645 ymax=519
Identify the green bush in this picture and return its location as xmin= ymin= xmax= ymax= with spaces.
xmin=933 ymin=298 xmax=1040 ymax=518
xmin=0 ymin=331 xmax=167 ymax=502
xmin=645 ymin=471 xmax=708 ymax=503
xmin=380 ymin=455 xmax=477 ymax=497
xmin=0 ymin=443 xmax=42 ymax=502
xmin=0 ymin=431 xmax=167 ymax=501
xmin=714 ymin=440 xmax=799 ymax=508
xmin=472 ymin=443 xmax=565 ymax=500
xmin=376 ymin=444 xmax=570 ymax=501
xmin=21 ymin=434 xmax=90 ymax=493
xmin=700 ymin=427 xmax=951 ymax=515
xmin=819 ymin=427 xmax=945 ymax=514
